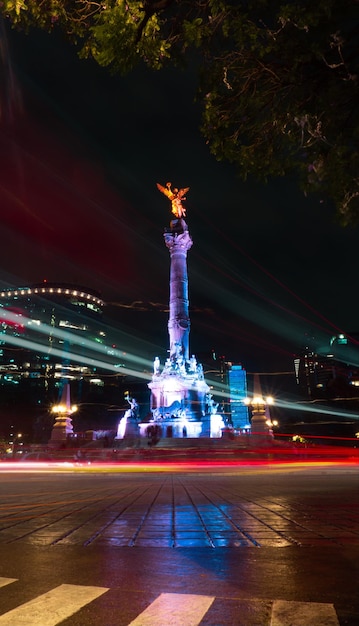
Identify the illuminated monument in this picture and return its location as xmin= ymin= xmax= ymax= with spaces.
xmin=144 ymin=183 xmax=225 ymax=438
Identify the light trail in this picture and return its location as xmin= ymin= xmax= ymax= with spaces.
xmin=2 ymin=308 xmax=150 ymax=364
xmin=0 ymin=457 xmax=358 ymax=474
xmin=1 ymin=333 xmax=152 ymax=381
xmin=1 ymin=312 xmax=239 ymax=392
xmin=1 ymin=308 xmax=157 ymax=380
xmin=197 ymin=211 xmax=348 ymax=339
xmin=3 ymin=312 xmax=359 ymax=422
xmin=274 ymin=397 xmax=359 ymax=420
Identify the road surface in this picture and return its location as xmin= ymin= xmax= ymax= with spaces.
xmin=0 ymin=460 xmax=357 ymax=625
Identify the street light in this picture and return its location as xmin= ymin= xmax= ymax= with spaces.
xmin=50 ymin=382 xmax=77 ymax=443
xmin=244 ymin=394 xmax=275 ymax=436
xmin=51 ymin=403 xmax=78 ymax=415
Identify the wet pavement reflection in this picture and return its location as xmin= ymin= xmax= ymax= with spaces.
xmin=0 ymin=465 xmax=358 ymax=549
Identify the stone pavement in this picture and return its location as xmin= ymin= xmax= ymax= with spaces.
xmin=0 ymin=466 xmax=358 ymax=625
xmin=0 ymin=465 xmax=358 ymax=548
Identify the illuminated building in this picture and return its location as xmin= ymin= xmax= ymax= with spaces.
xmin=0 ymin=282 xmax=121 ymax=438
xmin=227 ymin=364 xmax=250 ymax=430
xmin=0 ymin=281 xmax=105 ymax=381
xmin=295 ymin=333 xmax=359 ymax=398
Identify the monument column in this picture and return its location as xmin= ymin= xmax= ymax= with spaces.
xmin=164 ymin=224 xmax=192 ymax=361
xmin=147 ymin=183 xmax=215 ymax=438
xmin=156 ymin=182 xmax=192 ymax=362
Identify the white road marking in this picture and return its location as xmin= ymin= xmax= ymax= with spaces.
xmin=128 ymin=592 xmax=215 ymax=626
xmin=0 ymin=580 xmax=343 ymax=626
xmin=0 ymin=578 xmax=17 ymax=589
xmin=271 ymin=600 xmax=340 ymax=626
xmin=0 ymin=583 xmax=109 ymax=626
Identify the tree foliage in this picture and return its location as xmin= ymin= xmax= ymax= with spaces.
xmin=2 ymin=0 xmax=359 ymax=223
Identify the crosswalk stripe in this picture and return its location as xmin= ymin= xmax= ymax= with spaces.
xmin=0 ymin=582 xmax=343 ymax=625
xmin=128 ymin=592 xmax=215 ymax=626
xmin=271 ymin=600 xmax=340 ymax=626
xmin=0 ymin=583 xmax=109 ymax=626
xmin=0 ymin=579 xmax=17 ymax=589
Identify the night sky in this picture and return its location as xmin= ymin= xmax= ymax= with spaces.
xmin=1 ymin=23 xmax=359 ymax=389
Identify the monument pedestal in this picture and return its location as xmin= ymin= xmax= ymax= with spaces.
xmin=250 ymin=407 xmax=273 ymax=445
xmin=49 ymin=414 xmax=73 ymax=444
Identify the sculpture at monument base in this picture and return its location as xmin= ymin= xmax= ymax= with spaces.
xmin=115 ymin=392 xmax=139 ymax=441
xmin=146 ymin=354 xmax=225 ymax=438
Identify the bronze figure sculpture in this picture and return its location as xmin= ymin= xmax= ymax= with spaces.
xmin=156 ymin=182 xmax=189 ymax=218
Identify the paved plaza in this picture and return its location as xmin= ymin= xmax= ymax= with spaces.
xmin=0 ymin=464 xmax=358 ymax=548
xmin=0 ymin=463 xmax=358 ymax=625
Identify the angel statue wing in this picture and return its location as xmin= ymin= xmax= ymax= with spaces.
xmin=177 ymin=187 xmax=190 ymax=199
xmin=156 ymin=182 xmax=175 ymax=200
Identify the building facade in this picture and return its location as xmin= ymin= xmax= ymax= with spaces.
xmin=0 ymin=282 xmax=126 ymax=440
xmin=295 ymin=332 xmax=359 ymax=399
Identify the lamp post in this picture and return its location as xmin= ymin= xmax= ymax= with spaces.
xmin=49 ymin=382 xmax=77 ymax=444
xmin=244 ymin=373 xmax=274 ymax=440
xmin=267 ymin=419 xmax=279 ymax=434
xmin=244 ymin=394 xmax=274 ymax=436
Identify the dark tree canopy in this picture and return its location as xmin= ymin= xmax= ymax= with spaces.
xmin=2 ymin=1 xmax=359 ymax=223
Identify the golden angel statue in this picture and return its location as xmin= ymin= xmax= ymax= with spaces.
xmin=156 ymin=182 xmax=190 ymax=218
